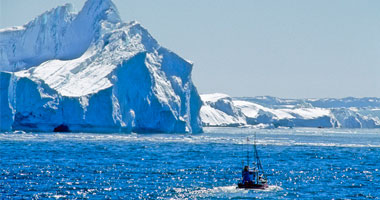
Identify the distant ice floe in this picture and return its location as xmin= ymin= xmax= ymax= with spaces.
xmin=200 ymin=93 xmax=380 ymax=129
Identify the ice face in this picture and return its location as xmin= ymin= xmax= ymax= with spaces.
xmin=0 ymin=0 xmax=202 ymax=133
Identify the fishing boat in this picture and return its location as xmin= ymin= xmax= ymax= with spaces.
xmin=237 ymin=133 xmax=268 ymax=189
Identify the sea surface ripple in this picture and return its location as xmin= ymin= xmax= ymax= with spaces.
xmin=1 ymin=128 xmax=379 ymax=199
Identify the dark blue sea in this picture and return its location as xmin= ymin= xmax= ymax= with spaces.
xmin=1 ymin=128 xmax=379 ymax=199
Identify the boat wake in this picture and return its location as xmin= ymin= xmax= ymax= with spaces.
xmin=181 ymin=185 xmax=283 ymax=199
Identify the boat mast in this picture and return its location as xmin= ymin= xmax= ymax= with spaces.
xmin=246 ymin=137 xmax=249 ymax=168
xmin=254 ymin=133 xmax=258 ymax=183
xmin=254 ymin=132 xmax=266 ymax=183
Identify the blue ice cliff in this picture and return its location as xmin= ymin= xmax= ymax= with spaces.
xmin=0 ymin=0 xmax=203 ymax=133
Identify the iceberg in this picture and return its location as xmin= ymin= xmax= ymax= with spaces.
xmin=200 ymin=93 xmax=245 ymax=127
xmin=0 ymin=0 xmax=202 ymax=133
xmin=200 ymin=94 xmax=380 ymax=129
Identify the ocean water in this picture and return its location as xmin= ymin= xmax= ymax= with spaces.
xmin=1 ymin=128 xmax=379 ymax=199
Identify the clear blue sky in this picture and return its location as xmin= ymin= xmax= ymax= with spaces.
xmin=1 ymin=0 xmax=379 ymax=98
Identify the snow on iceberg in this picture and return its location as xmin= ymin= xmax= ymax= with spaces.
xmin=200 ymin=94 xmax=380 ymax=129
xmin=200 ymin=93 xmax=245 ymax=127
xmin=0 ymin=0 xmax=202 ymax=133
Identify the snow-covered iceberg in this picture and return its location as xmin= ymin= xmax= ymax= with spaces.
xmin=0 ymin=0 xmax=202 ymax=133
xmin=200 ymin=93 xmax=245 ymax=127
xmin=200 ymin=94 xmax=380 ymax=129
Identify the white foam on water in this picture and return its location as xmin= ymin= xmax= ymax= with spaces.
xmin=182 ymin=184 xmax=283 ymax=199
